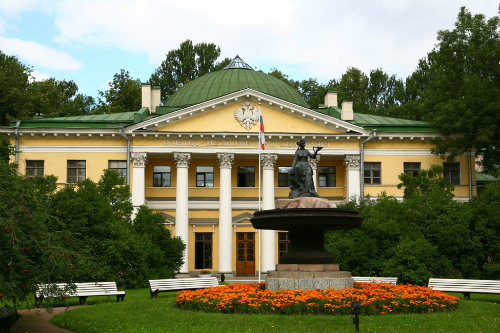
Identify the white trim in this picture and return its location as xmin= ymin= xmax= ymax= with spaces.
xmin=18 ymin=146 xmax=127 ymax=153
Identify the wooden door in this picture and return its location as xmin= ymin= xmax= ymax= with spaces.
xmin=236 ymin=233 xmax=255 ymax=276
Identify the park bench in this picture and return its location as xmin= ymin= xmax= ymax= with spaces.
xmin=35 ymin=282 xmax=126 ymax=307
xmin=352 ymin=276 xmax=398 ymax=285
xmin=148 ymin=277 xmax=219 ymax=298
xmin=428 ymin=278 xmax=500 ymax=299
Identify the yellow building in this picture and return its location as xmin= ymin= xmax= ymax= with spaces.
xmin=1 ymin=56 xmax=476 ymax=277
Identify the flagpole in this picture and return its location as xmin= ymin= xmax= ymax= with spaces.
xmin=258 ymin=103 xmax=262 ymax=283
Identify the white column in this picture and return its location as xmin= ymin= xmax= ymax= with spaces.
xmin=174 ymin=152 xmax=191 ymax=274
xmin=308 ymin=155 xmax=320 ymax=189
xmin=217 ymin=153 xmax=234 ymax=276
xmin=261 ymin=154 xmax=278 ymax=273
xmin=344 ymin=154 xmax=361 ymax=200
xmin=131 ymin=153 xmax=147 ymax=220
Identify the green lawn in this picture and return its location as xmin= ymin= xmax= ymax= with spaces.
xmin=50 ymin=288 xmax=500 ymax=333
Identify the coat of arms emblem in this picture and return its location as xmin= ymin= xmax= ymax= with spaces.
xmin=234 ymin=101 xmax=260 ymax=130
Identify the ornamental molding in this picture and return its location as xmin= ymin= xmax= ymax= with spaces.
xmin=261 ymin=154 xmax=278 ymax=169
xmin=234 ymin=101 xmax=260 ymax=130
xmin=131 ymin=152 xmax=148 ymax=167
xmin=217 ymin=153 xmax=235 ymax=169
xmin=308 ymin=155 xmax=320 ymax=169
xmin=174 ymin=152 xmax=191 ymax=168
xmin=344 ymin=154 xmax=361 ymax=170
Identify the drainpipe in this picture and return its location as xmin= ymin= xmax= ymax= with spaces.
xmin=360 ymin=129 xmax=377 ymax=199
xmin=14 ymin=120 xmax=21 ymax=173
xmin=468 ymin=150 xmax=473 ymax=200
xmin=118 ymin=127 xmax=130 ymax=186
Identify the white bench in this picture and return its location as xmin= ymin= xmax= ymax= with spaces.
xmin=352 ymin=277 xmax=398 ymax=285
xmin=428 ymin=278 xmax=500 ymax=299
xmin=35 ymin=282 xmax=126 ymax=307
xmin=148 ymin=277 xmax=219 ymax=298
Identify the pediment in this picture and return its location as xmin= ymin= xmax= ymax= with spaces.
xmin=125 ymin=89 xmax=368 ymax=136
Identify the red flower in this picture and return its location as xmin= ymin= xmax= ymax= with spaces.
xmin=25 ymin=269 xmax=30 ymax=273
xmin=2 ymin=227 xmax=9 ymax=233
xmin=63 ymin=295 xmax=67 ymax=299
xmin=20 ymin=249 xmax=24 ymax=254
xmin=29 ymin=175 xmax=33 ymax=179
xmin=0 ymin=294 xmax=3 ymax=297
xmin=65 ymin=256 xmax=70 ymax=259
xmin=20 ymin=284 xmax=25 ymax=288
xmin=67 ymin=239 xmax=71 ymax=242
xmin=22 ymin=209 xmax=26 ymax=213
xmin=8 ymin=267 xmax=12 ymax=270
xmin=25 ymin=248 xmax=30 ymax=251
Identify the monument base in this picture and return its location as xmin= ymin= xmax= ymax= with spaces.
xmin=266 ymin=264 xmax=353 ymax=291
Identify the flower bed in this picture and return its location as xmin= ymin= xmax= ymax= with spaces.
xmin=176 ymin=282 xmax=460 ymax=315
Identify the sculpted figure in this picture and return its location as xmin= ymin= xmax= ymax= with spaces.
xmin=288 ymin=139 xmax=322 ymax=198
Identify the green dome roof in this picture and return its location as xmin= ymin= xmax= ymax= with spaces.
xmin=165 ymin=64 xmax=309 ymax=108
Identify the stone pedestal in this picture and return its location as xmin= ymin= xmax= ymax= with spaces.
xmin=266 ymin=264 xmax=353 ymax=291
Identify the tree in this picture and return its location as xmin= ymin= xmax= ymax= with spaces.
xmin=149 ymin=40 xmax=230 ymax=102
xmin=0 ymin=50 xmax=31 ymax=125
xmin=95 ymin=69 xmax=141 ymax=114
xmin=47 ymin=170 xmax=185 ymax=288
xmin=410 ymin=7 xmax=500 ymax=174
xmin=0 ymin=161 xmax=85 ymax=309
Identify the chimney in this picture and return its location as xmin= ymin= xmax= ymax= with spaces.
xmin=341 ymin=100 xmax=354 ymax=121
xmin=324 ymin=90 xmax=338 ymax=108
xmin=151 ymin=86 xmax=161 ymax=114
xmin=141 ymin=83 xmax=151 ymax=111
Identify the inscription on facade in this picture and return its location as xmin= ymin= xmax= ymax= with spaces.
xmin=163 ymin=139 xmax=330 ymax=148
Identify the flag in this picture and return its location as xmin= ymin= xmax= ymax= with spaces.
xmin=259 ymin=106 xmax=265 ymax=150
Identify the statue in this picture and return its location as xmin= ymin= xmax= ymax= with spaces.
xmin=288 ymin=139 xmax=322 ymax=199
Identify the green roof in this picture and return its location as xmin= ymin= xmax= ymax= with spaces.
xmin=9 ymin=108 xmax=151 ymax=129
xmin=165 ymin=68 xmax=310 ymax=108
xmin=476 ymin=172 xmax=498 ymax=183
xmin=312 ymin=107 xmax=438 ymax=132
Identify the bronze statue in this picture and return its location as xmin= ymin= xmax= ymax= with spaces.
xmin=288 ymin=139 xmax=322 ymax=198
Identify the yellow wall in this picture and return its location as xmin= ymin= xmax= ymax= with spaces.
xmin=156 ymin=104 xmax=342 ymax=134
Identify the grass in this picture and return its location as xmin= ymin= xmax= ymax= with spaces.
xmin=50 ymin=288 xmax=500 ymax=333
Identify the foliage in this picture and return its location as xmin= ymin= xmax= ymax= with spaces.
xmin=402 ymin=7 xmax=500 ymax=174
xmin=0 ymin=135 xmax=14 ymax=163
xmin=47 ymin=170 xmax=184 ymax=288
xmin=327 ymin=166 xmax=484 ymax=284
xmin=469 ymin=181 xmax=500 ymax=279
xmin=95 ymin=69 xmax=141 ymax=114
xmin=177 ymin=282 xmax=459 ymax=315
xmin=149 ymin=40 xmax=230 ymax=102
xmin=0 ymin=161 xmax=85 ymax=309
xmin=0 ymin=50 xmax=31 ymax=125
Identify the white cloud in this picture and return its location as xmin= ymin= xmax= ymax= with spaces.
xmin=30 ymin=70 xmax=50 ymax=82
xmin=0 ymin=0 xmax=55 ymax=17
xmin=0 ymin=36 xmax=83 ymax=71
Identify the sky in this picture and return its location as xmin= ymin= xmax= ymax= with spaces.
xmin=0 ymin=0 xmax=498 ymax=99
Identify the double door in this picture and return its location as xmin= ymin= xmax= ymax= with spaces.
xmin=236 ymin=232 xmax=255 ymax=276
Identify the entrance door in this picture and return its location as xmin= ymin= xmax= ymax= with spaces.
xmin=236 ymin=232 xmax=255 ymax=276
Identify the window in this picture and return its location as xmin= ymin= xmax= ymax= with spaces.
xmin=364 ymin=162 xmax=381 ymax=184
xmin=278 ymin=166 xmax=292 ymax=187
xmin=444 ymin=162 xmax=460 ymax=185
xmin=153 ymin=166 xmax=171 ymax=187
xmin=196 ymin=166 xmax=214 ymax=187
xmin=109 ymin=160 xmax=127 ymax=179
xmin=67 ymin=160 xmax=86 ymax=183
xmin=404 ymin=162 xmax=421 ymax=177
xmin=318 ymin=166 xmax=336 ymax=187
xmin=26 ymin=160 xmax=44 ymax=177
xmin=195 ymin=233 xmax=212 ymax=269
xmin=278 ymin=232 xmax=290 ymax=257
xmin=237 ymin=166 xmax=255 ymax=187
